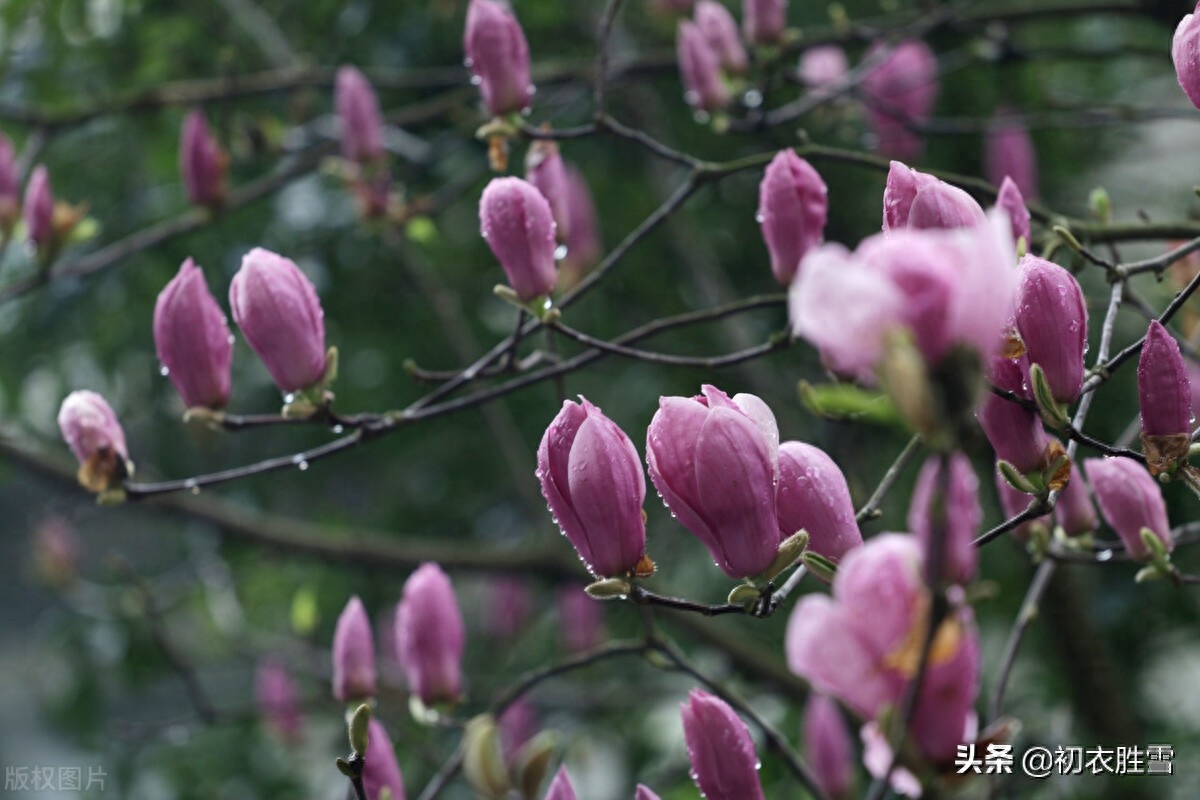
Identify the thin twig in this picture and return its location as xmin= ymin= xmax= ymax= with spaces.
xmin=856 ymin=436 xmax=923 ymax=523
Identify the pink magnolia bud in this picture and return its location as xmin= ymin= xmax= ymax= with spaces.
xmin=562 ymin=165 xmax=602 ymax=279
xmin=1056 ymin=474 xmax=1098 ymax=537
xmin=798 ymin=45 xmax=849 ymax=93
xmin=743 ymin=0 xmax=787 ymax=45
xmin=180 ymin=109 xmax=225 ymax=207
xmin=776 ymin=441 xmax=862 ymax=562
xmin=995 ymin=176 xmax=1031 ymax=246
xmin=229 ymin=248 xmax=327 ymax=394
xmin=907 ymin=453 xmax=981 ymax=585
xmin=480 ymin=177 xmax=558 ymax=301
xmin=680 ymin=689 xmax=765 ymax=800
xmin=483 ymin=577 xmax=532 ymax=640
xmin=1138 ymin=320 xmax=1192 ymax=438
xmin=363 ymin=719 xmax=407 ymax=800
xmin=882 ymin=161 xmax=983 ymax=232
xmin=1173 ymin=6 xmax=1200 ymax=110
xmin=695 ymin=1 xmax=748 ymax=75
xmin=544 ymin=767 xmax=577 ymax=800
xmin=335 ymin=66 xmax=385 ymax=163
xmin=677 ymin=21 xmax=731 ymax=114
xmin=395 ymin=563 xmax=465 ymax=706
xmin=978 ymin=356 xmax=1049 ymax=474
xmin=525 ymin=140 xmax=570 ymax=241
xmin=33 ymin=516 xmax=81 ymax=588
xmin=647 ymin=385 xmax=781 ymax=579
xmin=557 ymin=587 xmax=607 ymax=653
xmin=0 ymin=132 xmax=17 ymax=227
xmin=985 ymin=112 xmax=1037 ymax=199
xmin=757 ymin=150 xmax=828 ymax=285
xmin=498 ymin=699 xmax=538 ymax=764
xmin=332 ymin=596 xmax=376 ymax=702
xmin=537 ymin=397 xmax=648 ymax=578
xmin=803 ymin=695 xmax=854 ymax=800
xmin=1084 ymin=457 xmax=1172 ymax=560
xmin=153 ymin=258 xmax=232 ymax=409
xmin=861 ymin=40 xmax=938 ymax=159
xmin=1014 ymin=255 xmax=1087 ymax=404
xmin=58 ymin=390 xmax=128 ymax=466
xmin=994 ymin=467 xmax=1050 ymax=540
xmin=24 ymin=164 xmax=54 ymax=247
xmin=634 ymin=786 xmax=662 ymax=800
xmin=255 ymin=659 xmax=304 ymax=742
xmin=464 ymin=0 xmax=533 ymax=117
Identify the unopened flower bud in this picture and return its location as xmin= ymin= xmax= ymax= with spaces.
xmin=58 ymin=391 xmax=130 ymax=493
xmin=978 ymin=355 xmax=1048 ymax=474
xmin=994 ymin=467 xmax=1050 ymax=541
xmin=558 ymin=587 xmax=607 ymax=653
xmin=677 ymin=21 xmax=730 ymax=114
xmin=363 ymin=719 xmax=407 ymax=800
xmin=995 ymin=176 xmax=1031 ymax=247
xmin=1055 ymin=474 xmax=1097 ymax=537
xmin=757 ymin=150 xmax=828 ymax=285
xmin=32 ymin=516 xmax=80 ymax=588
xmin=0 ymin=132 xmax=17 ymax=231
xmin=798 ymin=46 xmax=848 ymax=94
xmin=861 ymin=40 xmax=938 ymax=159
xmin=153 ymin=258 xmax=232 ymax=410
xmin=464 ymin=0 xmax=533 ymax=117
xmin=256 ymin=659 xmax=304 ymax=742
xmin=695 ymin=1 xmax=748 ymax=75
xmin=24 ymin=164 xmax=54 ymax=248
xmin=1014 ymin=255 xmax=1087 ymax=405
xmin=335 ymin=66 xmax=386 ymax=164
xmin=743 ymin=0 xmax=787 ymax=45
xmin=544 ymin=766 xmax=577 ymax=800
xmin=804 ymin=694 xmax=854 ymax=800
xmin=1138 ymin=320 xmax=1193 ymax=475
xmin=537 ymin=397 xmax=647 ymax=577
xmin=882 ymin=161 xmax=983 ymax=232
xmin=907 ymin=453 xmax=980 ymax=585
xmin=681 ymin=689 xmax=765 ymax=800
xmin=463 ymin=715 xmax=512 ymax=799
xmin=985 ymin=110 xmax=1038 ymax=199
xmin=180 ymin=109 xmax=225 ymax=207
xmin=776 ymin=441 xmax=862 ymax=563
xmin=647 ymin=385 xmax=780 ymax=579
xmin=560 ymin=165 xmax=602 ymax=283
xmin=332 ymin=596 xmax=377 ymax=702
xmin=1174 ymin=6 xmax=1200 ymax=110
xmin=634 ymin=786 xmax=662 ymax=800
xmin=525 ymin=139 xmax=570 ymax=241
xmin=480 ymin=177 xmax=558 ymax=301
xmin=1084 ymin=457 xmax=1173 ymax=560
xmin=395 ymin=563 xmax=465 ymax=707
xmin=229 ymin=248 xmax=328 ymax=394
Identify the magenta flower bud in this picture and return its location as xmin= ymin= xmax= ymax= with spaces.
xmin=799 ymin=46 xmax=848 ymax=93
xmin=179 ymin=109 xmax=224 ymax=207
xmin=498 ymin=699 xmax=537 ymax=764
xmin=1174 ymin=6 xmax=1200 ymax=110
xmin=256 ymin=659 xmax=304 ymax=742
xmin=483 ymin=577 xmax=532 ymax=640
xmin=58 ymin=391 xmax=128 ymax=467
xmin=1014 ymin=255 xmax=1087 ymax=404
xmin=776 ymin=441 xmax=862 ymax=562
xmin=464 ymin=0 xmax=533 ymax=117
xmin=480 ymin=177 xmax=558 ymax=301
xmin=153 ymin=258 xmax=232 ymax=410
xmin=882 ymin=161 xmax=983 ymax=232
xmin=995 ymin=176 xmax=1031 ymax=246
xmin=742 ymin=0 xmax=786 ymax=45
xmin=861 ymin=41 xmax=938 ymax=159
xmin=1139 ymin=320 xmax=1192 ymax=438
xmin=994 ymin=467 xmax=1050 ymax=540
xmin=335 ymin=66 xmax=385 ymax=164
xmin=562 ymin=165 xmax=602 ymax=277
xmin=1056 ymin=474 xmax=1098 ymax=537
xmin=362 ymin=719 xmax=407 ymax=800
xmin=978 ymin=356 xmax=1049 ymax=473
xmin=544 ymin=767 xmax=577 ymax=800
xmin=803 ymin=695 xmax=853 ymax=800
xmin=907 ymin=453 xmax=980 ymax=585
xmin=985 ymin=111 xmax=1038 ymax=199
xmin=0 ymin=132 xmax=17 ymax=226
xmin=1085 ymin=457 xmax=1173 ymax=560
xmin=525 ymin=140 xmax=570 ymax=241
xmin=229 ymin=248 xmax=327 ymax=394
xmin=757 ymin=150 xmax=828 ymax=285
xmin=537 ymin=397 xmax=648 ymax=578
xmin=634 ymin=787 xmax=662 ymax=800
xmin=647 ymin=385 xmax=781 ymax=579
xmin=680 ymin=689 xmax=765 ymax=800
xmin=557 ymin=587 xmax=607 ymax=653
xmin=695 ymin=1 xmax=748 ymax=75
xmin=33 ymin=516 xmax=81 ymax=588
xmin=332 ymin=596 xmax=377 ymax=702
xmin=24 ymin=164 xmax=54 ymax=248
xmin=677 ymin=21 xmax=730 ymax=114
xmin=395 ymin=563 xmax=465 ymax=706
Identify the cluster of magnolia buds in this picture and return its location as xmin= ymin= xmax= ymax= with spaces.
xmin=58 ymin=247 xmax=335 ymax=495
xmin=675 ymin=0 xmax=787 ymax=118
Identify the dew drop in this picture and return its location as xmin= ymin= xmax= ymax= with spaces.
xmin=332 ymin=425 xmax=344 ymax=434
xmin=554 ymin=244 xmax=568 ymax=261
xmin=159 ymin=365 xmax=170 ymax=377
xmin=754 ymin=212 xmax=765 ymax=223
xmin=470 ymin=74 xmax=482 ymax=86
xmin=283 ymin=393 xmax=297 ymax=404
xmin=292 ymin=455 xmax=309 ymax=471
xmin=1096 ymin=549 xmax=1113 ymax=562
xmin=743 ymin=89 xmax=763 ymax=108
xmin=463 ymin=57 xmax=474 ymax=68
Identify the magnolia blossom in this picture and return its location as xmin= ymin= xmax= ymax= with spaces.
xmin=984 ymin=110 xmax=1038 ymax=199
xmin=861 ymin=41 xmax=938 ymax=159
xmin=882 ymin=162 xmax=984 ymax=232
xmin=464 ymin=0 xmax=533 ymax=116
xmin=1173 ymin=6 xmax=1200 ymax=109
xmin=790 ymin=210 xmax=1017 ymax=382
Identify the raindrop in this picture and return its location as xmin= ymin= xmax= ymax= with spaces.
xmin=743 ymin=89 xmax=763 ymax=108
xmin=283 ymin=393 xmax=297 ymax=404
xmin=159 ymin=365 xmax=170 ymax=377
xmin=470 ymin=75 xmax=482 ymax=86
xmin=463 ymin=57 xmax=474 ymax=68
xmin=292 ymin=454 xmax=309 ymax=471
xmin=1096 ymin=549 xmax=1114 ymax=562
xmin=332 ymin=425 xmax=344 ymax=434
xmin=554 ymin=244 xmax=568 ymax=261
xmin=754 ymin=213 xmax=765 ymax=223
